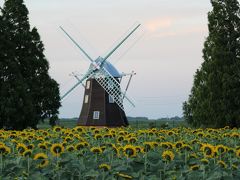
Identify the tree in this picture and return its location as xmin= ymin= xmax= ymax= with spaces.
xmin=183 ymin=0 xmax=240 ymax=128
xmin=0 ymin=0 xmax=61 ymax=130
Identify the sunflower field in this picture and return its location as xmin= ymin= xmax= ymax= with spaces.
xmin=0 ymin=126 xmax=240 ymax=179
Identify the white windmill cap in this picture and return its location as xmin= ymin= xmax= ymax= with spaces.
xmin=103 ymin=61 xmax=121 ymax=78
xmin=90 ymin=57 xmax=121 ymax=78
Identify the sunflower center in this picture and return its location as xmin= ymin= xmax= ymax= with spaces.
xmin=53 ymin=146 xmax=62 ymax=153
xmin=0 ymin=147 xmax=6 ymax=153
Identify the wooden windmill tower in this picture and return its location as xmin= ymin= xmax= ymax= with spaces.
xmin=60 ymin=24 xmax=140 ymax=127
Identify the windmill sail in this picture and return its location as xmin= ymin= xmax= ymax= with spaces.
xmin=60 ymin=68 xmax=95 ymax=100
xmin=60 ymin=23 xmax=141 ymax=126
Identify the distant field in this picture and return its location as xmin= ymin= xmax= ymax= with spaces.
xmin=37 ymin=118 xmax=187 ymax=129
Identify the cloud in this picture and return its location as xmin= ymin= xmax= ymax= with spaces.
xmin=145 ymin=17 xmax=174 ymax=32
xmin=153 ymin=26 xmax=207 ymax=38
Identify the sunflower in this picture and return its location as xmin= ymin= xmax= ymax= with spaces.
xmin=116 ymin=172 xmax=132 ymax=179
xmin=83 ymin=142 xmax=90 ymax=147
xmin=38 ymin=143 xmax=47 ymax=150
xmin=180 ymin=145 xmax=193 ymax=152
xmin=143 ymin=142 xmax=154 ymax=152
xmin=75 ymin=142 xmax=86 ymax=151
xmin=33 ymin=153 xmax=49 ymax=168
xmin=100 ymin=145 xmax=106 ymax=152
xmin=117 ymin=136 xmax=125 ymax=142
xmin=94 ymin=134 xmax=102 ymax=140
xmin=232 ymin=164 xmax=238 ymax=170
xmin=112 ymin=145 xmax=120 ymax=156
xmin=215 ymin=145 xmax=227 ymax=154
xmin=128 ymin=137 xmax=137 ymax=143
xmin=74 ymin=126 xmax=83 ymax=132
xmin=93 ymin=129 xmax=100 ymax=134
xmin=90 ymin=147 xmax=103 ymax=154
xmin=236 ymin=149 xmax=240 ymax=157
xmin=27 ymin=144 xmax=35 ymax=150
xmin=53 ymin=126 xmax=62 ymax=132
xmin=110 ymin=130 xmax=116 ymax=135
xmin=201 ymin=144 xmax=215 ymax=158
xmin=197 ymin=132 xmax=204 ymax=137
xmin=62 ymin=142 xmax=67 ymax=147
xmin=167 ymin=131 xmax=175 ymax=136
xmin=200 ymin=158 xmax=209 ymax=165
xmin=67 ymin=133 xmax=74 ymax=138
xmin=190 ymin=164 xmax=200 ymax=171
xmin=151 ymin=142 xmax=159 ymax=148
xmin=23 ymin=150 xmax=32 ymax=157
xmin=227 ymin=148 xmax=235 ymax=154
xmin=64 ymin=136 xmax=73 ymax=142
xmin=50 ymin=143 xmax=64 ymax=157
xmin=99 ymin=163 xmax=111 ymax=171
xmin=231 ymin=132 xmax=240 ymax=138
xmin=27 ymin=135 xmax=34 ymax=141
xmin=156 ymin=136 xmax=165 ymax=142
xmin=16 ymin=143 xmax=28 ymax=155
xmin=123 ymin=145 xmax=136 ymax=158
xmin=22 ymin=138 xmax=30 ymax=144
xmin=160 ymin=142 xmax=173 ymax=149
xmin=9 ymin=133 xmax=17 ymax=139
xmin=0 ymin=144 xmax=11 ymax=155
xmin=218 ymin=160 xmax=227 ymax=169
xmin=104 ymin=134 xmax=113 ymax=138
xmin=42 ymin=131 xmax=49 ymax=137
xmin=118 ymin=131 xmax=127 ymax=136
xmin=36 ymin=137 xmax=45 ymax=142
xmin=175 ymin=141 xmax=184 ymax=149
xmin=189 ymin=153 xmax=198 ymax=159
xmin=162 ymin=150 xmax=175 ymax=161
xmin=66 ymin=145 xmax=75 ymax=152
xmin=148 ymin=131 xmax=155 ymax=136
xmin=190 ymin=139 xmax=200 ymax=145
xmin=135 ymin=146 xmax=143 ymax=153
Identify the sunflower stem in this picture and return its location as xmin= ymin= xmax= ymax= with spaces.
xmin=144 ymin=154 xmax=147 ymax=173
xmin=0 ymin=154 xmax=2 ymax=176
xmin=184 ymin=150 xmax=187 ymax=166
xmin=27 ymin=156 xmax=30 ymax=175
xmin=163 ymin=161 xmax=166 ymax=179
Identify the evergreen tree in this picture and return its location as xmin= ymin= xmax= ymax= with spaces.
xmin=0 ymin=0 xmax=61 ymax=130
xmin=183 ymin=0 xmax=240 ymax=128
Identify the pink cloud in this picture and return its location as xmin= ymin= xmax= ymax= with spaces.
xmin=145 ymin=17 xmax=174 ymax=32
xmin=156 ymin=26 xmax=207 ymax=38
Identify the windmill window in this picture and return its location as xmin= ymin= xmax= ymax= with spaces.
xmin=109 ymin=95 xmax=114 ymax=103
xmin=84 ymin=95 xmax=89 ymax=103
xmin=93 ymin=111 xmax=100 ymax=119
xmin=86 ymin=81 xmax=90 ymax=89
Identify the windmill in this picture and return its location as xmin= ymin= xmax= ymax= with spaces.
xmin=60 ymin=24 xmax=140 ymax=127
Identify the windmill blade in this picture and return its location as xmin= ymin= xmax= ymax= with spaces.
xmin=102 ymin=23 xmax=141 ymax=64
xmin=93 ymin=67 xmax=135 ymax=110
xmin=61 ymin=68 xmax=94 ymax=100
xmin=60 ymin=26 xmax=94 ymax=62
xmin=72 ymin=73 xmax=85 ymax=88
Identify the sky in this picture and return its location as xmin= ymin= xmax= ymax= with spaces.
xmin=0 ymin=0 xmax=212 ymax=119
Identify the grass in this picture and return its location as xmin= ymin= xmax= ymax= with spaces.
xmin=38 ymin=118 xmax=187 ymax=129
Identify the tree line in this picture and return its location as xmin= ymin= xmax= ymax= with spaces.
xmin=183 ymin=0 xmax=240 ymax=128
xmin=0 ymin=0 xmax=61 ymax=130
